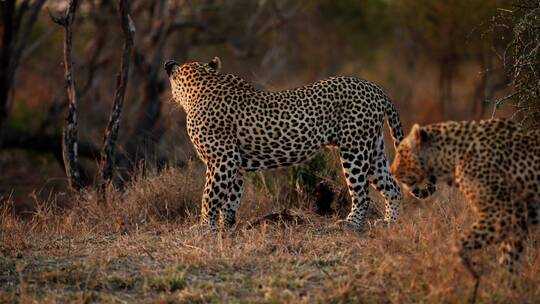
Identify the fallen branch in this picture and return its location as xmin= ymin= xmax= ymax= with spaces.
xmin=246 ymin=209 xmax=305 ymax=229
xmin=0 ymin=127 xmax=99 ymax=160
xmin=0 ymin=127 xmax=100 ymax=187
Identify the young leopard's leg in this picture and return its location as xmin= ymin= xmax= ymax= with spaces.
xmin=455 ymin=157 xmax=514 ymax=302
xmin=499 ymin=201 xmax=528 ymax=274
xmin=499 ymin=238 xmax=525 ymax=274
xmin=458 ymin=210 xmax=511 ymax=278
xmin=455 ymin=157 xmax=512 ymax=277
xmin=369 ymin=135 xmax=402 ymax=223
xmin=221 ymin=172 xmax=244 ymax=228
xmin=340 ymin=143 xmax=374 ymax=229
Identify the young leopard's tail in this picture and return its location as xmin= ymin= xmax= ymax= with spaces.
xmin=384 ymin=96 xmax=404 ymax=149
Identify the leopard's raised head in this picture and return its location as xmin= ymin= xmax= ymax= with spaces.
xmin=164 ymin=57 xmax=222 ymax=109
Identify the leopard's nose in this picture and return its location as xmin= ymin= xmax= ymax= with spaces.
xmin=164 ymin=60 xmax=179 ymax=76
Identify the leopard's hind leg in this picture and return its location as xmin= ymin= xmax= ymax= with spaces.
xmin=369 ymin=135 xmax=402 ymax=223
xmin=339 ymin=136 xmax=378 ymax=229
xmin=221 ymin=173 xmax=244 ymax=228
xmin=499 ymin=197 xmax=529 ymax=274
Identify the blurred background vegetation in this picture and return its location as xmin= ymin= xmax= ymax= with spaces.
xmin=0 ymin=0 xmax=538 ymax=213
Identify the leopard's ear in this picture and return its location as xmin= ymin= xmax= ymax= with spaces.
xmin=208 ymin=56 xmax=222 ymax=73
xmin=411 ymin=124 xmax=430 ymax=144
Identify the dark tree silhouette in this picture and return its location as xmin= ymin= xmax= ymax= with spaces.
xmin=0 ymin=0 xmax=46 ymax=141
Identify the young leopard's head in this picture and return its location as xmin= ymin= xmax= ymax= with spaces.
xmin=391 ymin=124 xmax=435 ymax=188
xmin=391 ymin=124 xmax=429 ymax=186
xmin=164 ymin=57 xmax=222 ymax=108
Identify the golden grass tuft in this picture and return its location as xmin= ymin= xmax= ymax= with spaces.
xmin=0 ymin=164 xmax=539 ymax=303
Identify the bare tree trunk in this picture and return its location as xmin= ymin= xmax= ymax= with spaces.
xmin=98 ymin=0 xmax=135 ymax=189
xmin=118 ymin=2 xmax=172 ymax=179
xmin=51 ymin=0 xmax=81 ymax=191
xmin=122 ymin=53 xmax=165 ymax=173
xmin=0 ymin=126 xmax=100 ymax=169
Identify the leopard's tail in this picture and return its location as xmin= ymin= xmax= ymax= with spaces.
xmin=384 ymin=96 xmax=404 ymax=149
xmin=384 ymin=96 xmax=437 ymax=199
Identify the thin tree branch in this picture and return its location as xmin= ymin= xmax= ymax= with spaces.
xmin=98 ymin=0 xmax=135 ymax=188
xmin=50 ymin=0 xmax=81 ymax=191
xmin=0 ymin=127 xmax=100 ymax=161
xmin=119 ymin=3 xmax=170 ymax=179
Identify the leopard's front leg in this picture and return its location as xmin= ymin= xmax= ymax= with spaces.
xmin=200 ymin=151 xmax=240 ymax=231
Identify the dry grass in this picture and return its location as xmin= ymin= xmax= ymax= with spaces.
xmin=1 ymin=164 xmax=539 ymax=303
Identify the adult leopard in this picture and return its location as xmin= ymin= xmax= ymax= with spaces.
xmin=164 ymin=57 xmax=432 ymax=230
